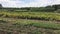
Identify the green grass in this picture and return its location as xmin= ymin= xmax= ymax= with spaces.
xmin=30 ymin=22 xmax=60 ymax=30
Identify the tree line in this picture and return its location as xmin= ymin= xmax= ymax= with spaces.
xmin=0 ymin=4 xmax=60 ymax=12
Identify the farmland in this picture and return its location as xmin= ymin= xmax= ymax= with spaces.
xmin=0 ymin=11 xmax=60 ymax=34
xmin=0 ymin=4 xmax=60 ymax=34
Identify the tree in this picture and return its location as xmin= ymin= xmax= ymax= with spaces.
xmin=52 ymin=4 xmax=60 ymax=10
xmin=0 ymin=4 xmax=2 ymax=8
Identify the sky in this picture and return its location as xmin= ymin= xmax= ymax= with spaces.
xmin=0 ymin=0 xmax=60 ymax=8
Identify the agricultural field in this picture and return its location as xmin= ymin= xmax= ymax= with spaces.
xmin=0 ymin=2 xmax=60 ymax=34
xmin=0 ymin=11 xmax=60 ymax=34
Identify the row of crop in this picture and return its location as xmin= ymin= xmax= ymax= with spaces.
xmin=0 ymin=11 xmax=60 ymax=21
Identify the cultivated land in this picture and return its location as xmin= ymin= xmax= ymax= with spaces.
xmin=0 ymin=11 xmax=60 ymax=34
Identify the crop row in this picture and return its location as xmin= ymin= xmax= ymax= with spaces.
xmin=0 ymin=11 xmax=60 ymax=21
